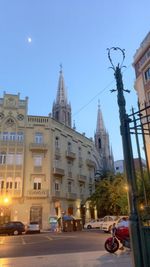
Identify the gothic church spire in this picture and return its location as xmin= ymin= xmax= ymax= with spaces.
xmin=96 ymin=100 xmax=105 ymax=133
xmin=95 ymin=100 xmax=114 ymax=173
xmin=52 ymin=66 xmax=72 ymax=127
xmin=56 ymin=64 xmax=68 ymax=104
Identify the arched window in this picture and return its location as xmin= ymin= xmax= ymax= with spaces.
xmin=6 ymin=153 xmax=14 ymax=164
xmin=98 ymin=138 xmax=101 ymax=149
xmin=14 ymin=177 xmax=21 ymax=189
xmin=68 ymin=180 xmax=72 ymax=193
xmin=55 ymin=180 xmax=60 ymax=191
xmin=17 ymin=132 xmax=24 ymax=142
xmin=68 ymin=142 xmax=72 ymax=152
xmin=33 ymin=155 xmax=42 ymax=167
xmin=10 ymin=132 xmax=16 ymax=141
xmin=16 ymin=154 xmax=23 ymax=165
xmin=35 ymin=132 xmax=43 ymax=144
xmin=6 ymin=177 xmax=13 ymax=189
xmin=0 ymin=152 xmax=6 ymax=164
xmin=0 ymin=178 xmax=4 ymax=189
xmin=55 ymin=136 xmax=60 ymax=149
xmin=33 ymin=177 xmax=41 ymax=190
xmin=2 ymin=132 xmax=8 ymax=141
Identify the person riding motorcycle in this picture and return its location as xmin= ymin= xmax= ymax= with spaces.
xmin=104 ymin=216 xmax=130 ymax=253
xmin=116 ymin=217 xmax=129 ymax=250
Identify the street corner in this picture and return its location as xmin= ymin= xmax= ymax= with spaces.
xmin=95 ymin=249 xmax=132 ymax=267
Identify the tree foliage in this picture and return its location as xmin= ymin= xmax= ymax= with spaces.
xmin=88 ymin=174 xmax=128 ymax=217
xmin=136 ymin=170 xmax=150 ymax=205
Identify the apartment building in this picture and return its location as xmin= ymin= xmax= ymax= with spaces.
xmin=133 ymin=32 xmax=150 ymax=167
xmin=0 ymin=69 xmax=113 ymax=229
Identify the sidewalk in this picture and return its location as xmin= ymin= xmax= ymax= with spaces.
xmin=0 ymin=249 xmax=132 ymax=267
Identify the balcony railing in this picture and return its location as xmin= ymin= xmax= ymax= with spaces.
xmin=66 ymin=150 xmax=76 ymax=159
xmin=29 ymin=143 xmax=48 ymax=152
xmin=34 ymin=166 xmax=42 ymax=172
xmin=27 ymin=189 xmax=48 ymax=197
xmin=0 ymin=140 xmax=24 ymax=147
xmin=52 ymin=191 xmax=63 ymax=199
xmin=53 ymin=167 xmax=65 ymax=176
xmin=86 ymin=159 xmax=95 ymax=167
xmin=77 ymin=174 xmax=87 ymax=182
xmin=66 ymin=192 xmax=77 ymax=200
xmin=0 ymin=189 xmax=22 ymax=197
xmin=28 ymin=116 xmax=49 ymax=127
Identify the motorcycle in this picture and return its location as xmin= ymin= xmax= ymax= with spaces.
xmin=104 ymin=223 xmax=130 ymax=253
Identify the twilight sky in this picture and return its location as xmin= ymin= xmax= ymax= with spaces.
xmin=0 ymin=0 xmax=149 ymax=161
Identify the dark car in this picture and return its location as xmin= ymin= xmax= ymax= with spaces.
xmin=0 ymin=221 xmax=25 ymax=235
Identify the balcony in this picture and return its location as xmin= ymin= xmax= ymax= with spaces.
xmin=78 ymin=174 xmax=87 ymax=182
xmin=86 ymin=159 xmax=95 ymax=167
xmin=66 ymin=192 xmax=77 ymax=200
xmin=13 ymin=189 xmax=22 ymax=197
xmin=66 ymin=150 xmax=76 ymax=159
xmin=52 ymin=191 xmax=64 ymax=200
xmin=0 ymin=140 xmax=24 ymax=147
xmin=53 ymin=167 xmax=65 ymax=177
xmin=27 ymin=189 xmax=48 ymax=198
xmin=28 ymin=116 xmax=49 ymax=127
xmin=0 ymin=189 xmax=22 ymax=197
xmin=29 ymin=143 xmax=48 ymax=153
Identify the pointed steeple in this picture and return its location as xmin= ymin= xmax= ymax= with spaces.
xmin=96 ymin=100 xmax=105 ymax=133
xmin=94 ymin=100 xmax=114 ymax=173
xmin=56 ymin=64 xmax=67 ymax=104
xmin=52 ymin=66 xmax=72 ymax=127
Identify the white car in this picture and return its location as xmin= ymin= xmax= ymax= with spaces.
xmin=26 ymin=222 xmax=40 ymax=234
xmin=101 ymin=215 xmax=121 ymax=232
xmin=84 ymin=218 xmax=104 ymax=229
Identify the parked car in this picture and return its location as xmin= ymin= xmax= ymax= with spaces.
xmin=26 ymin=222 xmax=40 ymax=234
xmin=0 ymin=221 xmax=25 ymax=235
xmin=101 ymin=216 xmax=128 ymax=233
xmin=84 ymin=218 xmax=104 ymax=229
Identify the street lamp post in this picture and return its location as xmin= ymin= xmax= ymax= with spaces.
xmin=107 ymin=47 xmax=144 ymax=267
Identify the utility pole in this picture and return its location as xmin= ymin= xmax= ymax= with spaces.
xmin=107 ymin=47 xmax=144 ymax=267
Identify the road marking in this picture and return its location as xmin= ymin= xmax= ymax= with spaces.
xmin=45 ymin=236 xmax=53 ymax=241
xmin=21 ymin=236 xmax=26 ymax=244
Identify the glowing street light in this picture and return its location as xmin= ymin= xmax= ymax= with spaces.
xmin=3 ymin=197 xmax=9 ymax=204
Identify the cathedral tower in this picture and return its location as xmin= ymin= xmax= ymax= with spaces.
xmin=94 ymin=101 xmax=114 ymax=173
xmin=52 ymin=66 xmax=72 ymax=127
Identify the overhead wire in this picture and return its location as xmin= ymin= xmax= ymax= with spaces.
xmin=73 ymin=63 xmax=132 ymax=118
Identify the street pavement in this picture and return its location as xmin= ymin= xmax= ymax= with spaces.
xmin=0 ymin=249 xmax=132 ymax=267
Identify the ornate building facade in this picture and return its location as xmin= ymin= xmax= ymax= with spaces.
xmin=133 ymin=32 xmax=150 ymax=167
xmin=0 ymin=69 xmax=113 ymax=229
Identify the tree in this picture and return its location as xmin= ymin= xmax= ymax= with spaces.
xmin=88 ymin=174 xmax=128 ymax=217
